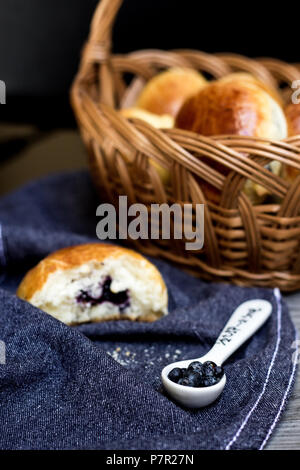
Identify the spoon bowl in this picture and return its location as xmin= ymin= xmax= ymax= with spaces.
xmin=161 ymin=299 xmax=273 ymax=408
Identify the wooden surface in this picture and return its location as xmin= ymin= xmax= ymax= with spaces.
xmin=0 ymin=124 xmax=299 ymax=449
xmin=266 ymin=292 xmax=300 ymax=449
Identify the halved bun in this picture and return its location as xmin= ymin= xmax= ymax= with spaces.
xmin=17 ymin=243 xmax=168 ymax=325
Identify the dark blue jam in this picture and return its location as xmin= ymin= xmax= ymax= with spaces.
xmin=76 ymin=276 xmax=130 ymax=312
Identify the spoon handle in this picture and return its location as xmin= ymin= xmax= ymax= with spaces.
xmin=201 ymin=299 xmax=272 ymax=365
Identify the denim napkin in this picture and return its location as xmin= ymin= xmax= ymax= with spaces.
xmin=0 ymin=171 xmax=297 ymax=450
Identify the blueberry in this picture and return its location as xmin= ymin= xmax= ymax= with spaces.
xmin=181 ymin=368 xmax=189 ymax=377
xmin=215 ymin=366 xmax=224 ymax=379
xmin=188 ymin=361 xmax=201 ymax=368
xmin=186 ymin=371 xmax=202 ymax=387
xmin=188 ymin=361 xmax=203 ymax=373
xmin=203 ymin=361 xmax=217 ymax=377
xmin=168 ymin=367 xmax=183 ymax=383
xmin=178 ymin=377 xmax=190 ymax=386
xmin=202 ymin=376 xmax=218 ymax=387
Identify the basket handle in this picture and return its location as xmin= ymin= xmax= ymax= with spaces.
xmin=80 ymin=0 xmax=123 ymax=105
xmin=89 ymin=0 xmax=122 ymax=46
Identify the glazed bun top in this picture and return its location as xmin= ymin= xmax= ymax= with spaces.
xmin=217 ymin=73 xmax=283 ymax=106
xmin=136 ymin=67 xmax=207 ymax=118
xmin=285 ymin=103 xmax=300 ymax=136
xmin=175 ymin=79 xmax=287 ymax=140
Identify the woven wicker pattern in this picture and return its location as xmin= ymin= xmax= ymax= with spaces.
xmin=72 ymin=0 xmax=300 ymax=291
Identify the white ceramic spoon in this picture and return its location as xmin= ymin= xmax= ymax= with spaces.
xmin=161 ymin=299 xmax=272 ymax=408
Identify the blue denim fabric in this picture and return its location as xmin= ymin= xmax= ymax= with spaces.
xmin=0 ymin=171 xmax=297 ymax=450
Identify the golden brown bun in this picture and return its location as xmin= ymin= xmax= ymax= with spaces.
xmin=17 ymin=243 xmax=168 ymax=324
xmin=18 ymin=244 xmax=152 ymax=301
xmin=176 ymin=80 xmax=287 ymax=139
xmin=175 ymin=79 xmax=287 ymax=203
xmin=17 ymin=243 xmax=166 ymax=301
xmin=120 ymin=107 xmax=174 ymax=129
xmin=284 ymin=103 xmax=300 ymax=182
xmin=136 ymin=67 xmax=207 ymax=118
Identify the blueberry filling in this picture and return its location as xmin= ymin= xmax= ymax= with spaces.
xmin=76 ymin=276 xmax=130 ymax=312
xmin=168 ymin=361 xmax=224 ymax=387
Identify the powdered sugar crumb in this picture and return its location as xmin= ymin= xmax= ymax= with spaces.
xmin=107 ymin=346 xmax=182 ymax=368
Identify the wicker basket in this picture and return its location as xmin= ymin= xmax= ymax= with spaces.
xmin=71 ymin=0 xmax=300 ymax=291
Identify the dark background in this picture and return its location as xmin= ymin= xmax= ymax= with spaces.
xmin=0 ymin=0 xmax=296 ymax=128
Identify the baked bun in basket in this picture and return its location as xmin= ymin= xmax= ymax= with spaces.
xmin=136 ymin=67 xmax=207 ymax=118
xmin=17 ymin=243 xmax=168 ymax=325
xmin=176 ymin=79 xmax=287 ymax=139
xmin=284 ymin=103 xmax=300 ymax=183
xmin=176 ymin=79 xmax=287 ymax=204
